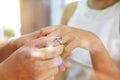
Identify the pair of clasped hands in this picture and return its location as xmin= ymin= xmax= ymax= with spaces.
xmin=0 ymin=25 xmax=94 ymax=80
xmin=1 ymin=25 xmax=119 ymax=80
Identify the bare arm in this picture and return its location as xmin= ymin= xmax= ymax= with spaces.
xmin=43 ymin=25 xmax=120 ymax=79
xmin=0 ymin=41 xmax=16 ymax=62
xmin=0 ymin=29 xmax=52 ymax=63
xmin=89 ymin=38 xmax=120 ymax=78
xmin=61 ymin=2 xmax=78 ymax=25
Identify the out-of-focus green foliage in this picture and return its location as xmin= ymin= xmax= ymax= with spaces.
xmin=19 ymin=0 xmax=24 ymax=7
xmin=4 ymin=28 xmax=15 ymax=38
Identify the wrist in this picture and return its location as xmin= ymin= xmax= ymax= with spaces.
xmin=0 ymin=40 xmax=17 ymax=62
xmin=89 ymin=36 xmax=106 ymax=54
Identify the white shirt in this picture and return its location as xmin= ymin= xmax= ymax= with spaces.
xmin=66 ymin=0 xmax=120 ymax=80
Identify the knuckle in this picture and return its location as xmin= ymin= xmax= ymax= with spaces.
xmin=40 ymin=28 xmax=47 ymax=36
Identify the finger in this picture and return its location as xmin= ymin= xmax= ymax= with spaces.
xmin=64 ymin=59 xmax=71 ymax=68
xmin=59 ymin=59 xmax=70 ymax=71
xmin=36 ymin=45 xmax=64 ymax=59
xmin=50 ymin=40 xmax=61 ymax=47
xmin=26 ymin=37 xmax=56 ymax=47
xmin=40 ymin=25 xmax=59 ymax=36
xmin=28 ymin=45 xmax=64 ymax=62
xmin=59 ymin=65 xmax=66 ymax=71
xmin=49 ymin=31 xmax=71 ymax=45
xmin=21 ymin=30 xmax=41 ymax=39
xmin=58 ymin=35 xmax=71 ymax=45
xmin=62 ymin=41 xmax=77 ymax=59
xmin=59 ymin=60 xmax=66 ymax=71
xmin=35 ymin=56 xmax=62 ymax=71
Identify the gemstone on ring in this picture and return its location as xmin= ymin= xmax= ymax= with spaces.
xmin=57 ymin=36 xmax=63 ymax=44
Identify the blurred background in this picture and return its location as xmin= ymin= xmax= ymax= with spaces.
xmin=0 ymin=0 xmax=79 ymax=44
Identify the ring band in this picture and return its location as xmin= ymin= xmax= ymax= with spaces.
xmin=57 ymin=36 xmax=63 ymax=44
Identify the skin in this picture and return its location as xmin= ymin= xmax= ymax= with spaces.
xmin=0 ymin=1 xmax=119 ymax=78
xmin=41 ymin=25 xmax=120 ymax=80
xmin=0 ymin=27 xmax=68 ymax=65
xmin=0 ymin=27 xmax=69 ymax=80
xmin=0 ymin=1 xmax=119 ymax=80
xmin=61 ymin=1 xmax=78 ymax=25
xmin=0 ymin=24 xmax=119 ymax=80
xmin=61 ymin=0 xmax=119 ymax=24
xmin=59 ymin=0 xmax=120 ymax=79
xmin=88 ymin=0 xmax=119 ymax=9
xmin=0 ymin=30 xmax=44 ymax=62
xmin=0 ymin=36 xmax=64 ymax=80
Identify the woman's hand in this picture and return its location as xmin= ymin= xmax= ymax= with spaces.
xmin=40 ymin=25 xmax=120 ymax=79
xmin=0 ymin=37 xmax=64 ymax=80
xmin=41 ymin=25 xmax=101 ymax=58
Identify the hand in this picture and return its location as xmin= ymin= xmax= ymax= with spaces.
xmin=40 ymin=24 xmax=101 ymax=58
xmin=0 ymin=37 xmax=64 ymax=80
xmin=39 ymin=24 xmax=100 ymax=71
xmin=0 ymin=26 xmax=56 ymax=62
xmin=9 ymin=27 xmax=54 ymax=50
xmin=76 ymin=69 xmax=120 ymax=80
xmin=95 ymin=71 xmax=120 ymax=80
xmin=40 ymin=25 xmax=120 ymax=75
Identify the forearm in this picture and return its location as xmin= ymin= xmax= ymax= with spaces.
xmin=0 ymin=72 xmax=4 ymax=80
xmin=0 ymin=41 xmax=16 ymax=62
xmin=0 ymin=63 xmax=6 ymax=80
xmin=0 ymin=72 xmax=5 ymax=80
xmin=90 ymin=39 xmax=119 ymax=77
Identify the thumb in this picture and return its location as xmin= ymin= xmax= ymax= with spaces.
xmin=37 ymin=45 xmax=64 ymax=60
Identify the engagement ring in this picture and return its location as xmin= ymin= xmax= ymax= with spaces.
xmin=57 ymin=36 xmax=63 ymax=44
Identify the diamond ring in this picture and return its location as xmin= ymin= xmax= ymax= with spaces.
xmin=57 ymin=36 xmax=63 ymax=44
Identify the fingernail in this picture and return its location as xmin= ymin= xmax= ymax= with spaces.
xmin=61 ymin=67 xmax=66 ymax=71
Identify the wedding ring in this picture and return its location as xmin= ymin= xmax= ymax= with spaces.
xmin=57 ymin=36 xmax=63 ymax=44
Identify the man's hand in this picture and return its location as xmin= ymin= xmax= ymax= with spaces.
xmin=0 ymin=26 xmax=57 ymax=62
xmin=0 ymin=37 xmax=64 ymax=80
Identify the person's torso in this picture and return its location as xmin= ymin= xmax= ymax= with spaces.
xmin=67 ymin=0 xmax=120 ymax=67
xmin=66 ymin=1 xmax=120 ymax=80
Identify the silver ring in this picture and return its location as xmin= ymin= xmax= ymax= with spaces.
xmin=57 ymin=36 xmax=63 ymax=44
